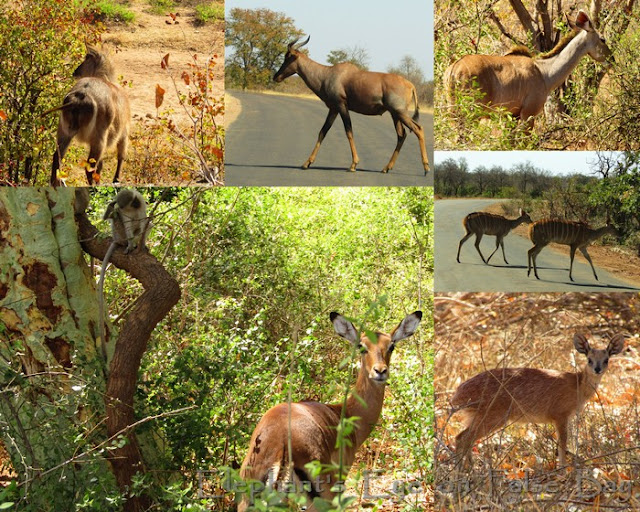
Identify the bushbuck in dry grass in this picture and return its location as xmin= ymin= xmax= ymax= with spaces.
xmin=527 ymin=219 xmax=617 ymax=281
xmin=457 ymin=209 xmax=532 ymax=264
xmin=444 ymin=10 xmax=612 ymax=129
xmin=238 ymin=311 xmax=422 ymax=511
xmin=47 ymin=46 xmax=130 ymax=186
xmin=273 ymin=37 xmax=429 ymax=174
xmin=452 ymin=333 xmax=625 ymax=468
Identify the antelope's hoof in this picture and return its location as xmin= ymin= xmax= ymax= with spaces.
xmin=301 ymin=161 xmax=311 ymax=169
xmin=381 ymin=168 xmax=389 ymax=174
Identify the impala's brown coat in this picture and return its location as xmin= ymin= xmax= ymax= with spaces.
xmin=452 ymin=333 xmax=625 ymax=467
xmin=527 ymin=219 xmax=617 ymax=281
xmin=238 ymin=311 xmax=422 ymax=511
xmin=49 ymin=46 xmax=130 ymax=186
xmin=457 ymin=209 xmax=532 ymax=264
xmin=445 ymin=11 xmax=612 ymax=128
xmin=273 ymin=37 xmax=429 ymax=174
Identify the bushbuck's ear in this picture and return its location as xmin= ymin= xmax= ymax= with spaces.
xmin=607 ymin=334 xmax=625 ymax=356
xmin=575 ymin=10 xmax=593 ymax=32
xmin=330 ymin=312 xmax=359 ymax=344
xmin=391 ymin=311 xmax=422 ymax=343
xmin=573 ymin=333 xmax=591 ymax=354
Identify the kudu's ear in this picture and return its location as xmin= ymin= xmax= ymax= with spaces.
xmin=330 ymin=312 xmax=359 ymax=345
xmin=391 ymin=311 xmax=422 ymax=343
xmin=607 ymin=334 xmax=626 ymax=356
xmin=573 ymin=333 xmax=591 ymax=354
xmin=574 ymin=10 xmax=594 ymax=32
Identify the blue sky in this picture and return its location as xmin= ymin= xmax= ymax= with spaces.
xmin=435 ymin=151 xmax=615 ymax=176
xmin=225 ymin=0 xmax=434 ymax=79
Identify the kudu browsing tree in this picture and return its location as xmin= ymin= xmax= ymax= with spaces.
xmin=273 ymin=36 xmax=429 ymax=175
xmin=444 ymin=10 xmax=612 ymax=130
xmin=238 ymin=311 xmax=422 ymax=511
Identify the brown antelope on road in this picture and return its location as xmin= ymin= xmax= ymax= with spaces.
xmin=452 ymin=333 xmax=626 ymax=467
xmin=527 ymin=219 xmax=617 ymax=281
xmin=273 ymin=36 xmax=429 ymax=175
xmin=46 ymin=46 xmax=130 ymax=186
xmin=445 ymin=10 xmax=612 ymax=129
xmin=457 ymin=209 xmax=532 ymax=264
xmin=238 ymin=311 xmax=422 ymax=511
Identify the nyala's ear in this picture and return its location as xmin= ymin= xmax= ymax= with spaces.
xmin=330 ymin=312 xmax=359 ymax=345
xmin=391 ymin=311 xmax=422 ymax=343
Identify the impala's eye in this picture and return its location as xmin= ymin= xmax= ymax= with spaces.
xmin=388 ymin=344 xmax=395 ymax=354
xmin=359 ymin=344 xmax=368 ymax=354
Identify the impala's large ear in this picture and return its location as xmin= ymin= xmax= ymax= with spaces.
xmin=330 ymin=312 xmax=359 ymax=345
xmin=391 ymin=311 xmax=422 ymax=343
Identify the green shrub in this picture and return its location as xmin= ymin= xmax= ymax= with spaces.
xmin=148 ymin=0 xmax=174 ymax=15
xmin=89 ymin=0 xmax=135 ymax=23
xmin=195 ymin=3 xmax=224 ymax=23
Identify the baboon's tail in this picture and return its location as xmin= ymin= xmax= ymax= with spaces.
xmin=41 ymin=104 xmax=73 ymax=117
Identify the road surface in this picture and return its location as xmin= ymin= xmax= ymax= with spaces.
xmin=226 ymin=91 xmax=433 ymax=186
xmin=435 ymin=199 xmax=639 ymax=292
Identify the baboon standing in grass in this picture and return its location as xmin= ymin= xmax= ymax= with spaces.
xmin=47 ymin=46 xmax=130 ymax=186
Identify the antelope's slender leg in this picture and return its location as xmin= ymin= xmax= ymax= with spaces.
xmin=473 ymin=233 xmax=487 ymax=264
xmin=568 ymin=245 xmax=578 ymax=282
xmin=457 ymin=231 xmax=473 ymax=263
xmin=486 ymin=236 xmax=505 ymax=264
xmin=396 ymin=112 xmax=429 ymax=174
xmin=303 ymin=109 xmax=338 ymax=169
xmin=338 ymin=109 xmax=359 ymax=172
xmin=555 ymin=419 xmax=568 ymax=467
xmin=528 ymin=245 xmax=544 ymax=279
xmin=500 ymin=237 xmax=508 ymax=264
xmin=579 ymin=246 xmax=599 ymax=280
xmin=382 ymin=116 xmax=406 ymax=173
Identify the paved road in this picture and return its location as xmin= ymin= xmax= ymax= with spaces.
xmin=435 ymin=199 xmax=639 ymax=292
xmin=226 ymin=91 xmax=433 ymax=186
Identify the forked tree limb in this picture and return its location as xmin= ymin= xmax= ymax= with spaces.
xmin=76 ymin=200 xmax=181 ymax=512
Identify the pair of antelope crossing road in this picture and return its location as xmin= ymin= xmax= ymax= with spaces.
xmin=435 ymin=199 xmax=638 ymax=292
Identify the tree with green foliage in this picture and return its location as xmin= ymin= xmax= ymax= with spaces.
xmin=326 ymin=46 xmax=370 ymax=70
xmin=225 ymin=8 xmax=304 ymax=90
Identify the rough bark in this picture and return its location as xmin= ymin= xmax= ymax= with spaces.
xmin=76 ymin=191 xmax=181 ymax=512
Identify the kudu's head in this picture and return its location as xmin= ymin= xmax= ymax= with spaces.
xmin=571 ymin=10 xmax=613 ymax=63
xmin=73 ymin=46 xmax=115 ymax=81
xmin=273 ymin=36 xmax=310 ymax=83
xmin=330 ymin=311 xmax=422 ymax=384
xmin=574 ymin=333 xmax=625 ymax=377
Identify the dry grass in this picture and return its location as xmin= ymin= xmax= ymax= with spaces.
xmin=434 ymin=293 xmax=640 ymax=510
